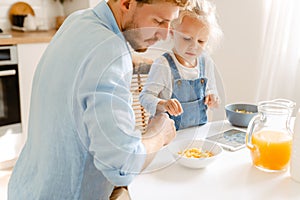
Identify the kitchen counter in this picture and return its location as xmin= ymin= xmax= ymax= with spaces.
xmin=0 ymin=30 xmax=56 ymax=45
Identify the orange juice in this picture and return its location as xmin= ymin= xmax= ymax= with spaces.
xmin=249 ymin=130 xmax=292 ymax=171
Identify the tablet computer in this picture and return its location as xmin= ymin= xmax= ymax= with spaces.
xmin=205 ymin=128 xmax=247 ymax=151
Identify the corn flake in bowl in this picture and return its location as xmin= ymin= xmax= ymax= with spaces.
xmin=168 ymin=139 xmax=223 ymax=169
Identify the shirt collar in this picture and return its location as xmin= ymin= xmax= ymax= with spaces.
xmin=93 ymin=1 xmax=123 ymax=39
xmin=93 ymin=1 xmax=133 ymax=57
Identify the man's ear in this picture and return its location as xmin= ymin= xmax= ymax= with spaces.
xmin=120 ymin=0 xmax=133 ymax=11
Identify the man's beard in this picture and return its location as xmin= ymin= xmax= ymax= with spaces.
xmin=123 ymin=28 xmax=148 ymax=53
xmin=122 ymin=17 xmax=161 ymax=53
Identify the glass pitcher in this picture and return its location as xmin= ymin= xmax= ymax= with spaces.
xmin=246 ymin=99 xmax=295 ymax=172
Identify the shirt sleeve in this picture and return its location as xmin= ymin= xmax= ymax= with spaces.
xmin=204 ymin=54 xmax=219 ymax=98
xmin=139 ymin=56 xmax=173 ymax=116
xmin=76 ymin=37 xmax=146 ymax=186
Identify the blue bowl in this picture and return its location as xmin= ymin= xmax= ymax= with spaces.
xmin=225 ymin=103 xmax=258 ymax=127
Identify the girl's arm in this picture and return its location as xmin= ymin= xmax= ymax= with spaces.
xmin=139 ymin=56 xmax=173 ymax=116
xmin=203 ymin=54 xmax=220 ymax=108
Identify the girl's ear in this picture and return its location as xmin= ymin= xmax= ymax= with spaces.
xmin=170 ymin=29 xmax=175 ymax=38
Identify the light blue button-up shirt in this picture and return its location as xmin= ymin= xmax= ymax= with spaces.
xmin=8 ymin=1 xmax=146 ymax=199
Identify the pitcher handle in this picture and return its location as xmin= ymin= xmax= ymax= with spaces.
xmin=246 ymin=113 xmax=263 ymax=149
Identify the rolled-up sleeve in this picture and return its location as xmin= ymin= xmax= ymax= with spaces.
xmin=76 ymin=37 xmax=146 ymax=186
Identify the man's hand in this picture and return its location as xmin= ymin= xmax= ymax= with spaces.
xmin=141 ymin=113 xmax=176 ymax=169
xmin=144 ymin=113 xmax=176 ymax=146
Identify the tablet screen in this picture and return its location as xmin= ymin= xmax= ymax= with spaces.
xmin=206 ymin=129 xmax=246 ymax=151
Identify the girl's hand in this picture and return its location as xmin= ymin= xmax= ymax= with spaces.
xmin=159 ymin=99 xmax=183 ymax=116
xmin=204 ymin=94 xmax=220 ymax=108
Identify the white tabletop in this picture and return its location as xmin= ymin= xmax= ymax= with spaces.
xmin=128 ymin=120 xmax=300 ymax=200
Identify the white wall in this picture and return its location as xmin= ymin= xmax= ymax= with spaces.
xmin=211 ymin=0 xmax=264 ymax=105
xmin=64 ymin=0 xmax=101 ymax=15
xmin=63 ymin=0 xmax=90 ymax=16
xmin=88 ymin=0 xmax=101 ymax=8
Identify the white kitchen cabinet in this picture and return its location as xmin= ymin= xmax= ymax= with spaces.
xmin=17 ymin=43 xmax=48 ymax=146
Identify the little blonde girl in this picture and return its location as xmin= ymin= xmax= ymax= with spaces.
xmin=139 ymin=0 xmax=223 ymax=130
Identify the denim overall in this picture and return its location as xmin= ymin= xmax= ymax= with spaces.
xmin=163 ymin=53 xmax=208 ymax=130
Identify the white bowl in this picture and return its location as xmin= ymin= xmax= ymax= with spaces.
xmin=168 ymin=139 xmax=223 ymax=169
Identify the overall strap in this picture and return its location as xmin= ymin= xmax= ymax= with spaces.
xmin=198 ymin=56 xmax=206 ymax=77
xmin=162 ymin=53 xmax=181 ymax=80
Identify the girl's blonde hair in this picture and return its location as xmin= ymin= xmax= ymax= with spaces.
xmin=171 ymin=0 xmax=223 ymax=53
